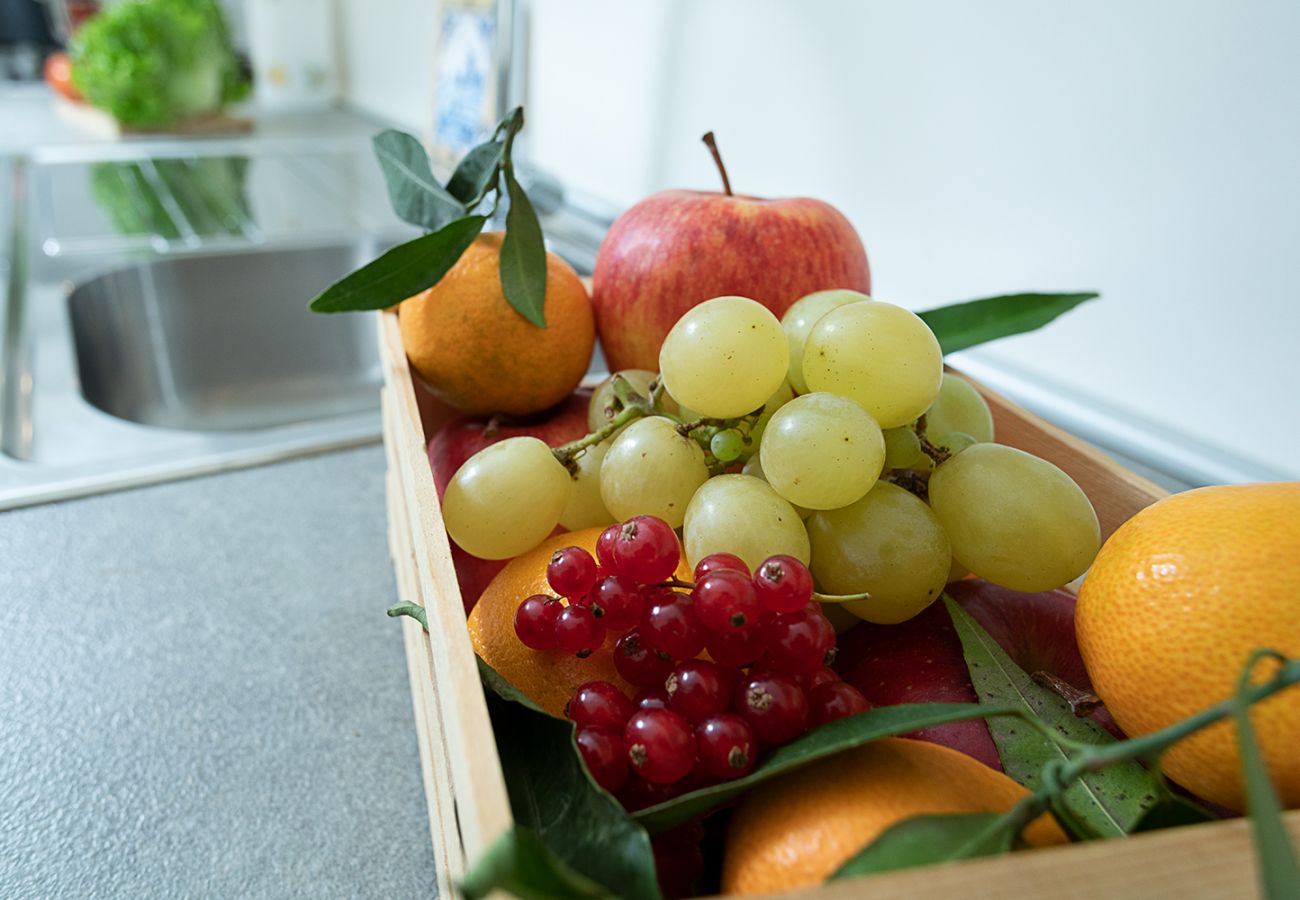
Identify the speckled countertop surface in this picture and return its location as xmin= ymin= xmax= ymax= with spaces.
xmin=0 ymin=446 xmax=437 ymax=899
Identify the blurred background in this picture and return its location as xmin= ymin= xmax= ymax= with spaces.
xmin=3 ymin=0 xmax=1297 ymax=513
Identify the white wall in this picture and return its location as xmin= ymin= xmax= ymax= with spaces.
xmin=343 ymin=0 xmax=1300 ymax=481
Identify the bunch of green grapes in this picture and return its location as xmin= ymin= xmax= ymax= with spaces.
xmin=442 ymin=290 xmax=1101 ymax=626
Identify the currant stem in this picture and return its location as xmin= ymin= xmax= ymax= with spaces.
xmin=812 ymin=590 xmax=872 ymax=605
xmin=701 ymin=131 xmax=733 ymax=197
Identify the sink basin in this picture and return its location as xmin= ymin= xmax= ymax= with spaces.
xmin=68 ymin=243 xmax=381 ymax=432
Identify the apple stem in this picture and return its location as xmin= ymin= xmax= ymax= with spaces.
xmin=702 ymin=132 xmax=734 ymax=197
xmin=1032 ymin=671 xmax=1104 ymax=717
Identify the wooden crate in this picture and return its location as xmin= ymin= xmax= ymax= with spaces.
xmin=377 ymin=310 xmax=1299 ymax=898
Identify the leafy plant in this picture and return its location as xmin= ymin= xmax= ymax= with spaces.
xmin=311 ymin=108 xmax=549 ymax=327
xmin=70 ymin=0 xmax=249 ymax=128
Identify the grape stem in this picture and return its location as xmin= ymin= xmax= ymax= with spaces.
xmin=913 ymin=414 xmax=951 ymax=466
xmin=812 ymin=590 xmax=872 ymax=605
xmin=552 ymin=401 xmax=650 ymax=475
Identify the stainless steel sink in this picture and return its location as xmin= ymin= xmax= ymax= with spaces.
xmin=68 ymin=244 xmax=381 ymax=432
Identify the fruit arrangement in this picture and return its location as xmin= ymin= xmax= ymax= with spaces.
xmin=317 ymin=110 xmax=1300 ymax=898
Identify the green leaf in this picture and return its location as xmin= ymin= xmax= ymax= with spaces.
xmin=1233 ymin=657 xmax=1300 ymax=899
xmin=1128 ymin=793 xmax=1219 ymax=833
xmin=447 ymin=139 xmax=505 ymax=207
xmin=829 ymin=812 xmax=1015 ymax=882
xmin=483 ymin=678 xmax=661 ymax=900
xmin=309 ymin=215 xmax=486 ymax=313
xmin=500 ymin=165 xmax=549 ymax=327
xmin=372 ymin=129 xmax=465 ymax=230
xmin=633 ymin=701 xmax=1018 ymax=834
xmin=461 ymin=826 xmax=612 ymax=900
xmin=386 ymin=601 xmax=427 ymax=631
xmin=918 ymin=292 xmax=1098 ymax=355
xmin=944 ymin=596 xmax=1166 ymax=839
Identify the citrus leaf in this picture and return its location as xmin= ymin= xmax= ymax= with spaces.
xmin=829 ymin=812 xmax=1015 ymax=882
xmin=632 ymin=701 xmax=1019 ymax=834
xmin=372 ymin=129 xmax=465 ymax=230
xmin=1233 ymin=658 xmax=1300 ymax=899
xmin=483 ymin=688 xmax=662 ymax=900
xmin=500 ymin=165 xmax=548 ymax=327
xmin=461 ymin=826 xmax=612 ymax=900
xmin=944 ymin=596 xmax=1166 ymax=839
xmin=447 ymin=139 xmax=504 ymax=207
xmin=918 ymin=292 xmax=1097 ymax=355
xmin=309 ymin=215 xmax=486 ymax=313
xmin=1129 ymin=793 xmax=1219 ymax=833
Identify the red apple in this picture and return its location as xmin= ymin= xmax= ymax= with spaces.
xmin=591 ymin=140 xmax=870 ymax=372
xmin=834 ymin=582 xmax=1120 ymax=770
xmin=428 ymin=390 xmax=592 ymax=611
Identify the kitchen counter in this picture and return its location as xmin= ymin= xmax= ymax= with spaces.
xmin=0 ymin=445 xmax=438 ymax=898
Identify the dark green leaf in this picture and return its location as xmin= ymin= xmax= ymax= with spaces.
xmin=484 ymin=681 xmax=661 ymax=900
xmin=386 ymin=601 xmax=427 ymax=631
xmin=500 ymin=166 xmax=548 ymax=327
xmin=309 ymin=215 xmax=486 ymax=313
xmin=372 ymin=129 xmax=465 ymax=230
xmin=633 ymin=701 xmax=1018 ymax=834
xmin=944 ymin=596 xmax=1165 ymax=839
xmin=829 ymin=812 xmax=1015 ymax=881
xmin=918 ymin=292 xmax=1097 ymax=355
xmin=1129 ymin=793 xmax=1219 ymax=833
xmin=461 ymin=826 xmax=612 ymax=900
xmin=448 ymin=139 xmax=505 ymax=207
xmin=1233 ymin=669 xmax=1300 ymax=898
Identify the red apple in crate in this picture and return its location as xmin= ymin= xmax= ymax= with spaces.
xmin=428 ymin=391 xmax=591 ymax=611
xmin=591 ymin=135 xmax=871 ymax=373
xmin=835 ymin=581 xmax=1118 ymax=770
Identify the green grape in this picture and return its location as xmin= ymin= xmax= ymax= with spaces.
xmin=807 ymin=481 xmax=951 ymax=624
xmin=599 ymin=416 xmax=708 ymax=528
xmin=749 ymin=379 xmax=794 ymax=444
xmin=928 ymin=443 xmax=1100 ymax=592
xmin=740 ymin=453 xmax=813 ymax=519
xmin=758 ymin=392 xmax=885 ymax=510
xmin=659 ymin=296 xmax=789 ymax=418
xmin=802 ymin=300 xmax=943 ymax=428
xmin=710 ymin=428 xmax=745 ymax=462
xmin=558 ymin=440 xmax=614 ymax=531
xmin=923 ymin=373 xmax=994 ymax=444
xmin=780 ymin=289 xmax=868 ymax=393
xmin=683 ymin=474 xmax=810 ymax=571
xmin=933 ymin=431 xmax=978 ymax=454
xmin=882 ymin=427 xmax=922 ymax=470
xmin=443 ymin=437 xmax=572 ymax=559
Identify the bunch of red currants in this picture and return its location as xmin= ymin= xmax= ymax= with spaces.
xmin=513 ymin=514 xmax=871 ymax=802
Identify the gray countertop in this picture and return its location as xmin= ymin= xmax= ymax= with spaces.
xmin=0 ymin=445 xmax=438 ymax=899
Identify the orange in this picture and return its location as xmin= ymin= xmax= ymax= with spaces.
xmin=399 ymin=232 xmax=595 ymax=416
xmin=1075 ymin=483 xmax=1300 ymax=812
xmin=720 ymin=737 xmax=1067 ymax=894
xmin=468 ymin=527 xmax=691 ymax=718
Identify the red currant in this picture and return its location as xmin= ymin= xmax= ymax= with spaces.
xmin=613 ymin=516 xmax=682 ymax=584
xmin=624 ymin=708 xmax=696 ymax=784
xmin=634 ymin=686 xmax=671 ymax=711
xmin=567 ymin=681 xmax=634 ymax=730
xmin=514 ymin=594 xmax=561 ymax=650
xmin=640 ymin=592 xmax=707 ymax=660
xmin=665 ymin=659 xmax=736 ymax=723
xmin=613 ymin=630 xmax=676 ymax=687
xmin=734 ymin=671 xmax=810 ymax=745
xmin=590 ymin=574 xmax=644 ymax=632
xmin=809 ymin=680 xmax=872 ymax=726
xmin=753 ymin=555 xmax=814 ymax=614
xmin=705 ymin=622 xmax=771 ymax=668
xmin=576 ymin=728 xmax=629 ymax=793
xmin=553 ymin=604 xmax=606 ymax=657
xmin=693 ymin=552 xmax=749 ymax=580
xmin=695 ymin=713 xmax=757 ymax=780
xmin=596 ymin=523 xmax=623 ymax=573
xmin=693 ymin=569 xmax=764 ymax=633
xmin=805 ymin=665 xmax=841 ymax=690
xmin=547 ymin=546 xmax=598 ymax=599
xmin=617 ymin=773 xmax=685 ymax=812
xmin=760 ymin=609 xmax=836 ymax=676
